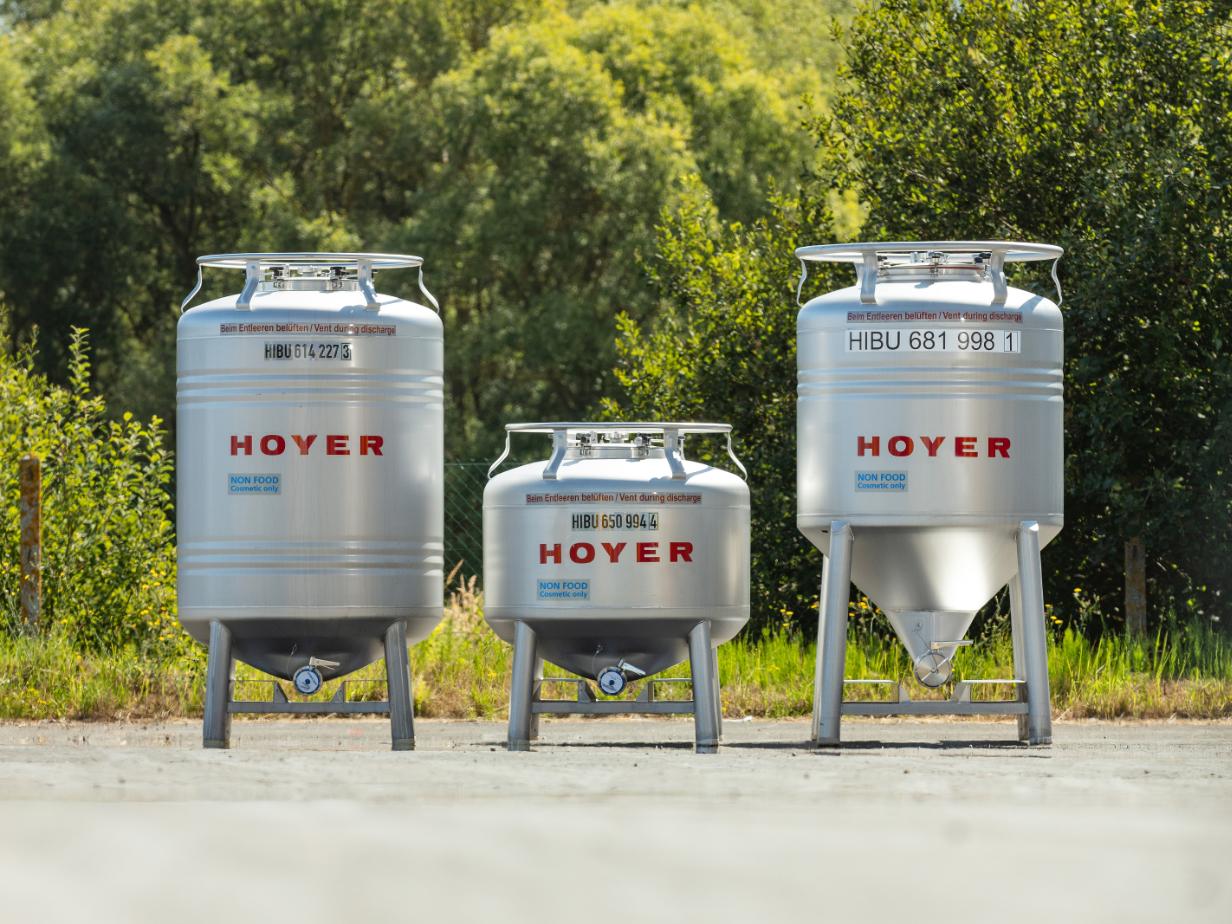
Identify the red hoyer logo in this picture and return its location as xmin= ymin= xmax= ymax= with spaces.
xmin=230 ymin=434 xmax=383 ymax=456
xmin=858 ymin=436 xmax=1010 ymax=458
xmin=541 ymin=542 xmax=693 ymax=564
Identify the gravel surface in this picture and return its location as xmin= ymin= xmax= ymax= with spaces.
xmin=1 ymin=717 xmax=1228 ymax=922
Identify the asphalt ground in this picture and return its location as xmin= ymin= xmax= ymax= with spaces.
xmin=1 ymin=716 xmax=1229 ymax=922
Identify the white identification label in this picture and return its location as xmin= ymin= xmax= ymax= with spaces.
xmin=571 ymin=512 xmax=659 ymax=530
xmin=856 ymin=472 xmax=907 ymax=492
xmin=229 ymin=473 xmax=281 ymax=495
xmin=846 ymin=329 xmax=1020 ymax=353
xmin=537 ymin=579 xmax=589 ymax=600
xmin=264 ymin=342 xmax=352 ymax=360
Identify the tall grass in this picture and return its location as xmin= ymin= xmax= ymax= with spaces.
xmin=2 ymin=582 xmax=1229 ymax=722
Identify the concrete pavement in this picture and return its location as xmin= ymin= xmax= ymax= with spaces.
xmin=1 ymin=717 xmax=1228 ymax=922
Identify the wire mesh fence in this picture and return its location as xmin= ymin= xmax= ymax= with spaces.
xmin=444 ymin=462 xmax=488 ymax=582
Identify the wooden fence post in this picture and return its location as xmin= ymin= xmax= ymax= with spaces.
xmin=18 ymin=453 xmax=41 ymax=631
xmin=1125 ymin=537 xmax=1146 ymax=634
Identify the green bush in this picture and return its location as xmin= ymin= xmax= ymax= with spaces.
xmin=0 ymin=321 xmax=178 ymax=653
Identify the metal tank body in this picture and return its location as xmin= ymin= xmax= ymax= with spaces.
xmin=176 ymin=253 xmax=443 ymax=748
xmin=484 ymin=423 xmax=750 ymax=751
xmin=796 ymin=242 xmax=1064 ymax=746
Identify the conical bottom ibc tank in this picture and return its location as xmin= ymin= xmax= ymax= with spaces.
xmin=176 ymin=253 xmax=444 ymax=683
xmin=795 ymin=242 xmax=1064 ymax=682
xmin=483 ymin=424 xmax=750 ymax=681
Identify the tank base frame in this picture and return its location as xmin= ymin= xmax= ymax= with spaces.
xmin=507 ymin=619 xmax=724 ymax=753
xmin=202 ymin=618 xmax=417 ymax=751
xmin=812 ymin=520 xmax=1053 ymax=747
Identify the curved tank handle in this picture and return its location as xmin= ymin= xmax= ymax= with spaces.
xmin=541 ymin=429 xmax=569 ymax=480
xmin=357 ymin=259 xmax=379 ymax=308
xmin=235 ymin=260 xmax=260 ymax=310
xmin=1050 ymin=257 xmax=1063 ymax=306
xmin=725 ymin=432 xmax=748 ymax=480
xmin=180 ymin=266 xmax=203 ymax=314
xmin=419 ymin=267 xmax=440 ymax=313
xmin=663 ymin=428 xmax=687 ymax=481
xmin=487 ymin=431 xmax=513 ymax=479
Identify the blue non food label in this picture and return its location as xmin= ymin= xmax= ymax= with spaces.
xmin=229 ymin=473 xmax=281 ymax=495
xmin=537 ymin=579 xmax=589 ymax=600
xmin=855 ymin=471 xmax=907 ymax=492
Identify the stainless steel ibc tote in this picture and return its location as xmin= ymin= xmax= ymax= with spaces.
xmin=483 ymin=423 xmax=750 ymax=753
xmin=177 ymin=253 xmax=443 ymax=750
xmin=795 ymin=242 xmax=1064 ymax=746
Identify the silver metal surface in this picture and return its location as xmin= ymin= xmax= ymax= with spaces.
xmin=182 ymin=253 xmax=438 ymax=313
xmin=795 ymin=241 xmax=1064 ymax=307
xmin=842 ymin=701 xmax=1028 ymax=716
xmin=912 ymin=651 xmax=953 ymax=687
xmin=532 ymin=701 xmax=695 ymax=715
xmin=176 ymin=252 xmax=444 ymax=686
xmin=227 ymin=701 xmax=391 ymax=714
xmin=1016 ymin=522 xmax=1053 ymax=744
xmin=689 ymin=621 xmax=720 ymax=753
xmin=488 ymin=422 xmax=746 ymax=480
xmin=798 ymin=241 xmax=1063 ymax=743
xmin=203 ymin=620 xmax=235 ymax=749
xmin=530 ymin=657 xmax=544 ymax=741
xmin=508 ymin=620 xmax=539 ymax=751
xmin=813 ymin=522 xmax=852 ymax=745
xmin=385 ymin=618 xmax=415 ymax=750
xmin=484 ymin=424 xmax=750 ymax=680
xmin=1009 ymin=573 xmax=1029 ymax=740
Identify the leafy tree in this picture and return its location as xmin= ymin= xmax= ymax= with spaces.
xmin=816 ymin=0 xmax=1232 ymax=629
xmin=0 ymin=319 xmax=176 ymax=653
xmin=607 ymin=187 xmax=842 ymax=632
xmin=389 ymin=3 xmax=820 ymax=458
xmin=0 ymin=0 xmax=838 ymax=461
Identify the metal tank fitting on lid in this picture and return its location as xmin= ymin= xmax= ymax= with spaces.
xmin=177 ymin=253 xmax=443 ymax=751
xmin=795 ymin=241 xmax=1064 ymax=746
xmin=483 ymin=423 xmax=750 ymax=753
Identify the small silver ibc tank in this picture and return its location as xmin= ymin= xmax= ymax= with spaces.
xmin=175 ymin=253 xmax=444 ymax=682
xmin=482 ymin=423 xmax=750 ymax=680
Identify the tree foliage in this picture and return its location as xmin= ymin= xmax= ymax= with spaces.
xmin=0 ymin=0 xmax=842 ymax=459
xmin=0 ymin=319 xmax=177 ymax=652
xmin=818 ymin=0 xmax=1232 ymax=627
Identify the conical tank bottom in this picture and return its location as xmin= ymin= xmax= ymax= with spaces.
xmin=885 ymin=610 xmax=975 ymax=665
xmin=843 ymin=526 xmax=1027 ymax=685
xmin=844 ymin=525 xmax=1028 ymax=615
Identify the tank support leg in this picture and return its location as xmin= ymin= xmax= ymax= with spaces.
xmin=689 ymin=621 xmax=720 ymax=753
xmin=385 ymin=618 xmax=415 ymax=751
xmin=203 ymin=619 xmax=235 ymax=749
xmin=711 ymin=646 xmax=723 ymax=741
xmin=813 ymin=521 xmax=853 ymax=746
xmin=1016 ymin=521 xmax=1053 ymax=745
xmin=529 ymin=656 xmax=544 ymax=741
xmin=1008 ymin=575 xmax=1029 ymax=741
xmin=508 ymin=620 xmax=538 ymax=751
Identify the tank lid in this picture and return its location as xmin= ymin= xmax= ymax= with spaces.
xmin=489 ymin=422 xmax=746 ymax=483
xmin=794 ymin=240 xmax=1063 ymax=308
xmin=180 ymin=251 xmax=437 ymax=314
xmin=502 ymin=421 xmax=733 ymax=435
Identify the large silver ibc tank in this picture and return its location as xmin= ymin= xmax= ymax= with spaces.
xmin=796 ymin=242 xmax=1064 ymax=680
xmin=176 ymin=253 xmax=444 ymax=682
xmin=483 ymin=423 xmax=750 ymax=680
